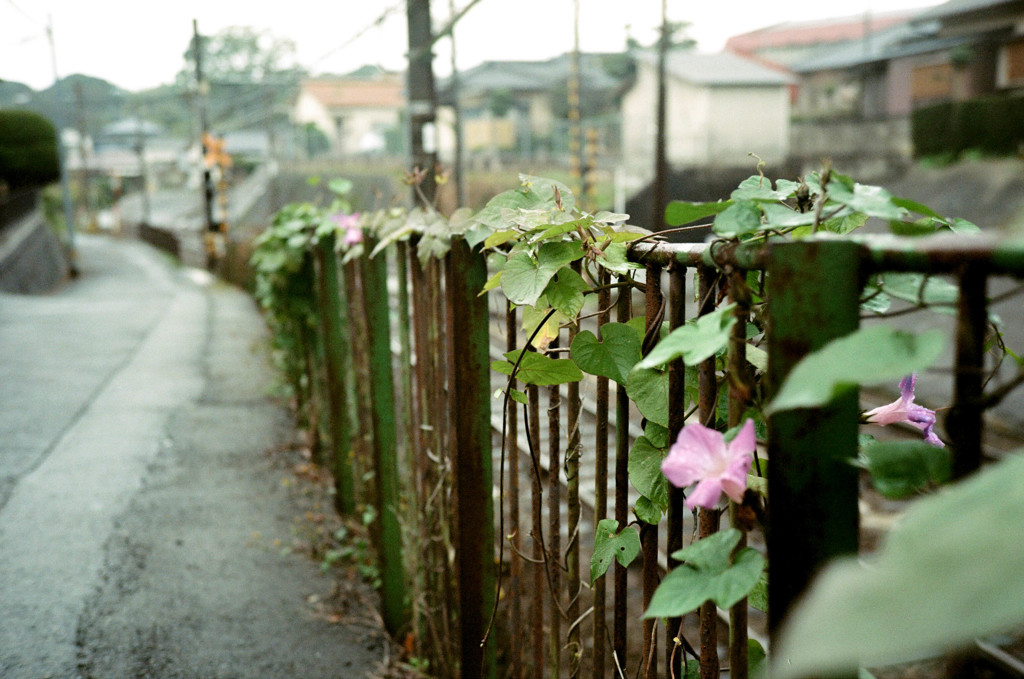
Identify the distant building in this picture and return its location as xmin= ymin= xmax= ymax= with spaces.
xmin=620 ymin=51 xmax=794 ymax=181
xmin=292 ymin=71 xmax=404 ymax=157
xmin=725 ymin=10 xmax=919 ymax=70
xmin=780 ymin=0 xmax=1024 ymax=176
xmin=441 ymin=54 xmax=627 ymax=165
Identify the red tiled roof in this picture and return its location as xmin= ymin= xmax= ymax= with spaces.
xmin=725 ymin=11 xmax=915 ymax=53
xmin=300 ymin=76 xmax=404 ymax=109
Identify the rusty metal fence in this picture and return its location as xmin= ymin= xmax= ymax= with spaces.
xmin=292 ymin=229 xmax=1024 ymax=678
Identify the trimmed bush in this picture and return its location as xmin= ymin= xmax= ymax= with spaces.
xmin=0 ymin=111 xmax=60 ymax=189
xmin=912 ymin=93 xmax=1024 ymax=158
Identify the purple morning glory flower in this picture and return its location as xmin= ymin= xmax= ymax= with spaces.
xmin=661 ymin=419 xmax=756 ymax=511
xmin=864 ymin=373 xmax=944 ymax=447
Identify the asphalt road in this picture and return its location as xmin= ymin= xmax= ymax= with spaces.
xmin=0 ymin=234 xmax=385 ymax=678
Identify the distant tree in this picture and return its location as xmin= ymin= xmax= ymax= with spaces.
xmin=179 ymin=27 xmax=306 ymax=137
xmin=0 ymin=110 xmax=59 ymax=189
xmin=179 ymin=27 xmax=303 ymax=85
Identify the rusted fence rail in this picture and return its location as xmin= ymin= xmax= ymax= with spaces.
xmin=287 ymin=228 xmax=1024 ymax=679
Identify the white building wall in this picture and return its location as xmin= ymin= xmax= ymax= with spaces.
xmin=621 ymin=63 xmax=659 ymax=183
xmin=705 ymin=86 xmax=790 ymax=167
xmin=292 ymin=91 xmax=336 ymax=141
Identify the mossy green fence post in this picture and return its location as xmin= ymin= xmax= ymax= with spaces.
xmin=361 ymin=237 xmax=409 ymax=637
xmin=313 ymin=235 xmax=355 ymax=515
xmin=766 ymin=240 xmax=862 ymax=644
xmin=446 ymin=237 xmax=497 ymax=679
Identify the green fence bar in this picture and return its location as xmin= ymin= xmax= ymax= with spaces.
xmin=314 ymin=235 xmax=355 ymax=515
xmin=445 ymin=237 xmax=497 ymax=679
xmin=360 ymin=238 xmax=408 ymax=637
xmin=766 ymin=240 xmax=862 ymax=639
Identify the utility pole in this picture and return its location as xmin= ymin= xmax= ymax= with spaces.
xmin=46 ymin=14 xmax=77 ymax=275
xmin=568 ymin=0 xmax=586 ymax=206
xmin=406 ymin=0 xmax=438 ymax=207
xmin=73 ymin=81 xmax=93 ymax=230
xmin=653 ymin=0 xmax=669 ymax=233
xmin=448 ymin=0 xmax=465 ymax=207
xmin=192 ymin=20 xmax=218 ymax=266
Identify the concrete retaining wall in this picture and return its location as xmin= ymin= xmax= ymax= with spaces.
xmin=0 ymin=212 xmax=69 ymax=294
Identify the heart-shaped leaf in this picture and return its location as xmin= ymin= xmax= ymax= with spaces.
xmin=590 ymin=519 xmax=641 ymax=583
xmin=570 ymin=323 xmax=642 ymax=385
xmin=645 ymin=529 xmax=766 ymax=618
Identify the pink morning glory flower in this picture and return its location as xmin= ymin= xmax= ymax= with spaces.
xmin=333 ymin=212 xmax=362 ymax=246
xmin=863 ymin=373 xmax=944 ymax=447
xmin=662 ymin=419 xmax=756 ymax=511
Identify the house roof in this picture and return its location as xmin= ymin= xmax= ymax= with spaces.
xmin=725 ymin=10 xmax=918 ymax=53
xmin=790 ymin=19 xmax=967 ymax=72
xmin=300 ymin=75 xmax=404 ymax=109
xmin=637 ymin=51 xmax=795 ymax=86
xmin=449 ymin=53 xmax=621 ymax=96
xmin=911 ymin=0 xmax=1023 ymax=21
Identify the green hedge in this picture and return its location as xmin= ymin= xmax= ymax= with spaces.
xmin=0 ymin=110 xmax=60 ymax=189
xmin=912 ymin=93 xmax=1024 ymax=157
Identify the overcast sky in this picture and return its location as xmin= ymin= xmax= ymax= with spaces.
xmin=2 ymin=0 xmax=942 ymax=92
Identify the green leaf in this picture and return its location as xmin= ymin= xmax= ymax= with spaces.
xmin=328 ymin=177 xmax=353 ymax=195
xmin=480 ymin=270 xmax=503 ymax=295
xmin=644 ymin=421 xmax=670 ymax=448
xmin=731 ymin=175 xmax=797 ymax=201
xmin=626 ymin=366 xmax=669 ymax=428
xmin=891 ymin=195 xmax=944 ymax=220
xmin=570 ymin=323 xmax=643 ymax=385
xmin=500 ymin=241 xmax=581 ymax=307
xmin=749 ymin=639 xmax=768 ymax=679
xmin=598 ymin=242 xmax=644 ymax=274
xmin=543 ymin=267 xmax=588 ymax=318
xmin=774 ymin=450 xmax=1024 ymax=678
xmin=628 ymin=436 xmax=669 ymax=511
xmin=827 ymin=180 xmax=902 ymax=220
xmin=591 ymin=519 xmax=641 ymax=584
xmin=880 ymin=272 xmax=958 ymax=307
xmin=645 ymin=529 xmax=766 ymax=618
xmin=746 ymin=344 xmax=768 ymax=372
xmin=633 ymin=496 xmax=662 ymax=525
xmin=484 ymin=229 xmax=519 ymax=249
xmin=949 ymin=218 xmax=980 ymax=234
xmin=748 ymin=570 xmax=768 ymax=612
xmin=492 ymin=350 xmax=583 ymax=386
xmin=860 ymin=286 xmax=892 ymax=314
xmin=760 ymin=203 xmax=817 ymax=229
xmin=713 ymin=200 xmax=763 ymax=237
xmin=859 ymin=440 xmax=951 ymax=499
xmin=635 ymin=304 xmax=737 ymax=371
xmin=665 ymin=200 xmax=732 ymax=226
xmin=767 ymin=326 xmax=944 ymax=415
xmin=821 ymin=211 xmax=869 ymax=235
xmin=510 ymin=388 xmax=528 ymax=405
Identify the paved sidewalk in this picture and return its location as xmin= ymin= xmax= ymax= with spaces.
xmin=0 ymin=234 xmax=386 ymax=678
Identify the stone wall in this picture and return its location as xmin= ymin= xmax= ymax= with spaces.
xmin=0 ymin=212 xmax=69 ymax=294
xmin=790 ymin=116 xmax=912 ymax=181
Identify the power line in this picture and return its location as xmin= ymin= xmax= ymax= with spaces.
xmin=2 ymin=0 xmax=45 ymax=30
xmin=309 ymin=1 xmax=405 ymax=68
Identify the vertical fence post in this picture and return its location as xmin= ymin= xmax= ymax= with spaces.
xmin=361 ymin=238 xmax=408 ymax=637
xmin=613 ymin=281 xmax=631 ymax=672
xmin=666 ymin=263 xmax=686 ymax=678
xmin=727 ymin=267 xmax=750 ymax=679
xmin=446 ymin=237 xmax=497 ymax=679
xmin=766 ymin=240 xmax=861 ymax=640
xmin=949 ymin=263 xmax=988 ymax=480
xmin=313 ymin=235 xmax=355 ymax=515
xmin=696 ymin=264 xmax=721 ymax=679
xmin=640 ymin=261 xmax=663 ymax=679
xmin=593 ymin=270 xmax=611 ymax=679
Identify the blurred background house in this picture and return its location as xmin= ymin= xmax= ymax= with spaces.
xmin=291 ymin=69 xmax=405 ymax=158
